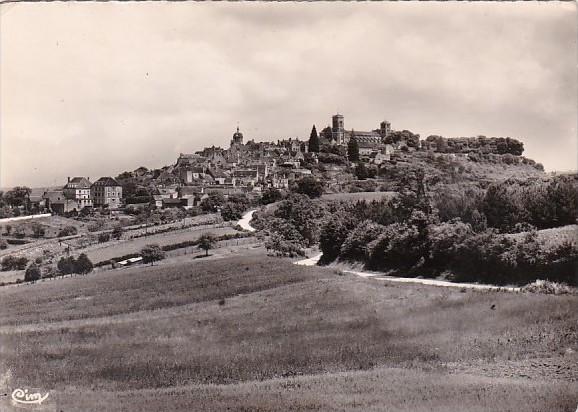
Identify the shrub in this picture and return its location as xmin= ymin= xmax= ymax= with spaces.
xmin=74 ymin=253 xmax=94 ymax=275
xmin=141 ymin=244 xmax=165 ymax=266
xmin=98 ymin=232 xmax=111 ymax=243
xmin=319 ymin=212 xmax=359 ymax=263
xmin=112 ymin=225 xmax=124 ymax=240
xmin=293 ymin=176 xmax=324 ymax=198
xmin=265 ymin=233 xmax=305 ymax=257
xmin=0 ymin=239 xmax=7 ymax=250
xmin=261 ymin=188 xmax=283 ymax=205
xmin=522 ymin=280 xmax=574 ymax=295
xmin=426 ymin=220 xmax=474 ymax=273
xmin=1 ymin=256 xmax=29 ymax=271
xmin=367 ymin=223 xmax=424 ymax=271
xmin=24 ymin=263 xmax=41 ymax=282
xmin=220 ymin=202 xmax=244 ymax=222
xmin=13 ymin=227 xmax=25 ymax=239
xmin=58 ymin=226 xmax=78 ymax=237
xmin=31 ymin=223 xmax=46 ymax=238
xmin=340 ymin=220 xmax=387 ymax=262
xmin=57 ymin=256 xmax=76 ymax=275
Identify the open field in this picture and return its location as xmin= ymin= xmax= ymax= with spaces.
xmin=0 ymin=255 xmax=576 ymax=411
xmin=80 ymin=224 xmax=240 ymax=263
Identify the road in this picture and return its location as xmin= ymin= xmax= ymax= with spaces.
xmin=238 ymin=210 xmax=256 ymax=232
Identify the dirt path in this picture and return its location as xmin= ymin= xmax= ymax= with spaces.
xmin=238 ymin=210 xmax=256 ymax=232
xmin=295 ymin=253 xmax=520 ymax=291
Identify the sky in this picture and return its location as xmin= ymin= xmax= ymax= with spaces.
xmin=1 ymin=2 xmax=576 ymax=188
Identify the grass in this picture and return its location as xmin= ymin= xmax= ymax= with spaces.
xmin=81 ymin=225 xmax=239 ymax=263
xmin=0 ymin=255 xmax=576 ymax=411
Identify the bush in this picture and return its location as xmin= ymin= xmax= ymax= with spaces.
xmin=58 ymin=226 xmax=78 ymax=237
xmin=141 ymin=244 xmax=166 ymax=266
xmin=112 ymin=225 xmax=124 ymax=240
xmin=31 ymin=223 xmax=46 ymax=238
xmin=13 ymin=227 xmax=25 ymax=239
xmin=1 ymin=256 xmax=29 ymax=271
xmin=0 ymin=239 xmax=7 ymax=250
xmin=265 ymin=233 xmax=305 ymax=257
xmin=319 ymin=212 xmax=358 ymax=263
xmin=98 ymin=232 xmax=111 ymax=243
xmin=293 ymin=176 xmax=324 ymax=198
xmin=521 ymin=280 xmax=574 ymax=295
xmin=367 ymin=223 xmax=424 ymax=272
xmin=340 ymin=220 xmax=387 ymax=262
xmin=24 ymin=263 xmax=41 ymax=282
xmin=74 ymin=253 xmax=93 ymax=274
xmin=426 ymin=220 xmax=474 ymax=273
xmin=57 ymin=256 xmax=76 ymax=275
xmin=261 ymin=188 xmax=283 ymax=205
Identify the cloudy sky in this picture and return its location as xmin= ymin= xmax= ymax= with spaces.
xmin=1 ymin=2 xmax=576 ymax=188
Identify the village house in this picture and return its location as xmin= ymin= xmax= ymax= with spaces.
xmin=91 ymin=177 xmax=123 ymax=209
xmin=63 ymin=177 xmax=93 ymax=209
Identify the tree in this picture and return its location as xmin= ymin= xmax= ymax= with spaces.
xmin=57 ymin=256 xmax=76 ymax=275
xmin=355 ymin=162 xmax=369 ymax=180
xmin=4 ymin=186 xmax=31 ymax=208
xmin=25 ymin=263 xmax=41 ymax=283
xmin=308 ymin=125 xmax=320 ymax=153
xmin=294 ymin=176 xmax=323 ymax=198
xmin=200 ymin=192 xmax=226 ymax=212
xmin=347 ymin=136 xmax=359 ymax=161
xmin=141 ymin=244 xmax=165 ymax=266
xmin=1 ymin=256 xmax=28 ymax=271
xmin=261 ymin=188 xmax=283 ymax=205
xmin=74 ymin=253 xmax=93 ymax=275
xmin=319 ymin=126 xmax=332 ymax=142
xmin=112 ymin=225 xmax=124 ymax=240
xmin=98 ymin=232 xmax=111 ymax=243
xmin=198 ymin=233 xmax=216 ymax=256
xmin=58 ymin=226 xmax=78 ymax=237
xmin=31 ymin=223 xmax=46 ymax=239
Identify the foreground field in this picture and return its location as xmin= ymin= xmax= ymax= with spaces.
xmin=0 ymin=255 xmax=576 ymax=411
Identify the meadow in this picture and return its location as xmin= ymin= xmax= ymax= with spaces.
xmin=0 ymin=254 xmax=576 ymax=411
xmin=80 ymin=224 xmax=239 ymax=263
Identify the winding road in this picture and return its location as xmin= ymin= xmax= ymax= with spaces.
xmin=238 ymin=210 xmax=257 ymax=232
xmin=239 ymin=210 xmax=519 ymax=291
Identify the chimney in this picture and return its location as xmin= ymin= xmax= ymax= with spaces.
xmin=67 ymin=177 xmax=70 ymax=183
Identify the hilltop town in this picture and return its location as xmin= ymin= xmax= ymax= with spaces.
xmin=0 ymin=113 xmax=544 ymax=218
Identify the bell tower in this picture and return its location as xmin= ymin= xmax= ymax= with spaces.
xmin=332 ymin=114 xmax=345 ymax=144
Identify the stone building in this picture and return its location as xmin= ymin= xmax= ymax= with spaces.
xmin=331 ymin=113 xmax=392 ymax=146
xmin=91 ymin=177 xmax=123 ymax=209
xmin=63 ymin=177 xmax=93 ymax=209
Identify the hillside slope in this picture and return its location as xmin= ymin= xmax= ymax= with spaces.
xmin=0 ymin=255 xmax=576 ymax=411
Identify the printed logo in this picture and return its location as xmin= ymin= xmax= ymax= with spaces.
xmin=11 ymin=388 xmax=49 ymax=406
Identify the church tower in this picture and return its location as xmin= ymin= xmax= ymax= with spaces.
xmin=231 ymin=126 xmax=244 ymax=146
xmin=332 ymin=114 xmax=345 ymax=145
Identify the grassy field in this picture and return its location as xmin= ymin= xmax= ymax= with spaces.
xmin=0 ymin=255 xmax=576 ymax=411
xmin=80 ymin=225 xmax=239 ymax=263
